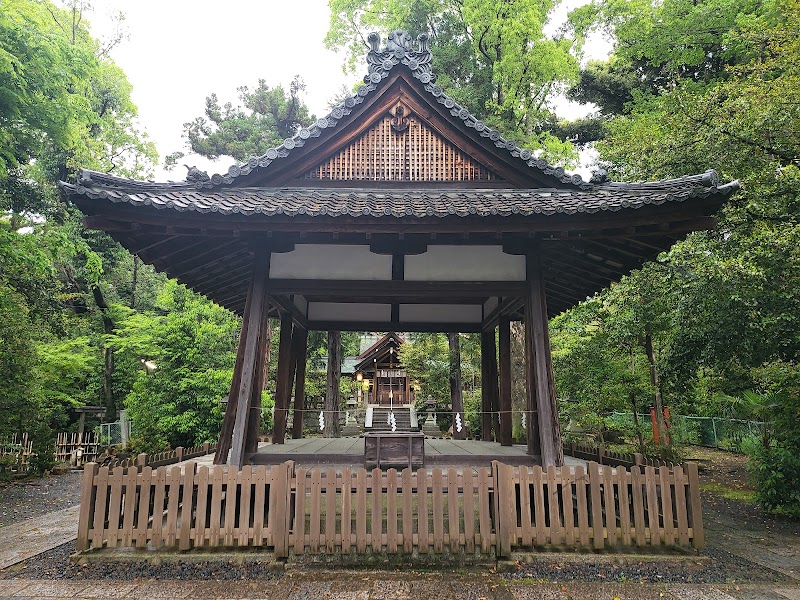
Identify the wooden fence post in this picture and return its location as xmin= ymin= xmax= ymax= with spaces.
xmin=179 ymin=462 xmax=197 ymax=550
xmin=588 ymin=462 xmax=605 ymax=549
xmin=176 ymin=447 xmax=184 ymax=463
xmin=135 ymin=453 xmax=148 ymax=468
xmin=76 ymin=463 xmax=98 ymax=551
xmin=271 ymin=461 xmax=294 ymax=558
xmin=492 ymin=461 xmax=515 ymax=557
xmin=686 ymin=461 xmax=704 ymax=549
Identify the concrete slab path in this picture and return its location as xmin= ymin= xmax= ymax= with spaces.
xmin=0 ymin=505 xmax=80 ymax=570
xmin=0 ymin=577 xmax=798 ymax=599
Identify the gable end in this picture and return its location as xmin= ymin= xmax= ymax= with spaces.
xmin=300 ymin=102 xmax=501 ymax=183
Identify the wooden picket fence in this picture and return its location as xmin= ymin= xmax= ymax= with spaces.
xmin=77 ymin=460 xmax=703 ymax=556
xmin=290 ymin=465 xmax=496 ymax=555
xmin=493 ymin=462 xmax=703 ymax=554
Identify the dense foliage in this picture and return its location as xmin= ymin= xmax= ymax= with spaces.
xmin=547 ymin=0 xmax=800 ymax=511
xmin=0 ymin=0 xmax=236 ymax=464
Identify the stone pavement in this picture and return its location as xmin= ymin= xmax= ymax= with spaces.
xmin=0 ymin=505 xmax=81 ymax=570
xmin=0 ymin=576 xmax=798 ymax=599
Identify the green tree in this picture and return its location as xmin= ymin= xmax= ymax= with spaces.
xmin=116 ymin=282 xmax=240 ymax=452
xmin=172 ymin=76 xmax=315 ymax=165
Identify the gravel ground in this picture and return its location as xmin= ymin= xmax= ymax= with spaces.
xmin=505 ymin=545 xmax=790 ymax=585
xmin=0 ymin=471 xmax=83 ymax=527
xmin=0 ymin=539 xmax=785 ymax=585
xmin=1 ymin=541 xmax=282 ymax=581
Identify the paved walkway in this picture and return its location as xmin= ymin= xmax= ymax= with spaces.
xmin=0 ymin=450 xmax=220 ymax=571
xmin=705 ymin=502 xmax=800 ymax=581
xmin=0 ymin=577 xmax=798 ymax=599
xmin=248 ymin=437 xmax=587 ymax=467
xmin=0 ymin=505 xmax=80 ymax=570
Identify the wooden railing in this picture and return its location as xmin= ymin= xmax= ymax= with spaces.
xmin=104 ymin=443 xmax=216 ymax=470
xmin=77 ymin=460 xmax=703 ymax=555
xmin=0 ymin=434 xmax=34 ymax=473
xmin=55 ymin=432 xmax=101 ymax=466
xmin=564 ymin=441 xmax=679 ymax=469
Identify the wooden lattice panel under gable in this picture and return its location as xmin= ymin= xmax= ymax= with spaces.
xmin=301 ymin=104 xmax=500 ymax=182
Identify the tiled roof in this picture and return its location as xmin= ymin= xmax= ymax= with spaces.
xmin=61 ymin=170 xmax=739 ymax=219
xmin=180 ymin=31 xmax=593 ymax=191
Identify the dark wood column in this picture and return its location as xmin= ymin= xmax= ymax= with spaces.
xmin=245 ymin=312 xmax=271 ymax=454
xmin=448 ymin=332 xmax=466 ymax=440
xmin=498 ymin=318 xmax=513 ymax=446
xmin=523 ymin=316 xmax=542 ymax=458
xmin=480 ymin=329 xmax=499 ymax=441
xmin=291 ymin=326 xmax=309 ymax=439
xmin=227 ymin=253 xmax=271 ymax=469
xmin=272 ymin=312 xmax=294 ymax=445
xmin=525 ymin=249 xmax=564 ymax=467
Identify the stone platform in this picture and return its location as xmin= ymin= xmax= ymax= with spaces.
xmin=247 ymin=437 xmax=569 ymax=467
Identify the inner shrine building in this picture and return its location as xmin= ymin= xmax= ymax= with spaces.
xmin=61 ymin=31 xmax=739 ymax=469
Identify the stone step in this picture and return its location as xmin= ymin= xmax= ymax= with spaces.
xmin=367 ymin=407 xmax=415 ymax=431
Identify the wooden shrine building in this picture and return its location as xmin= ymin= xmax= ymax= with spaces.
xmin=354 ymin=332 xmax=413 ymax=407
xmin=61 ymin=31 xmax=739 ymax=469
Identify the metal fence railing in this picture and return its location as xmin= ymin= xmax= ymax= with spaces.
xmin=99 ymin=420 xmax=131 ymax=447
xmin=609 ymin=412 xmax=765 ymax=452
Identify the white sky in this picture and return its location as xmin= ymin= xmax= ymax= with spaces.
xmin=91 ymin=0 xmax=611 ymax=181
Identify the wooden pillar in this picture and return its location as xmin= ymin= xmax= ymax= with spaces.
xmin=227 ymin=253 xmax=271 ymax=469
xmin=523 ymin=315 xmax=542 ymax=458
xmin=272 ymin=312 xmax=294 ymax=445
xmin=489 ymin=328 xmax=500 ymax=442
xmin=291 ymin=326 xmax=308 ymax=439
xmin=498 ymin=318 xmax=513 ymax=446
xmin=448 ymin=332 xmax=466 ymax=440
xmin=525 ymin=249 xmax=564 ymax=467
xmin=480 ymin=329 xmax=499 ymax=441
xmin=324 ymin=331 xmax=341 ymax=437
xmin=245 ymin=310 xmax=271 ymax=454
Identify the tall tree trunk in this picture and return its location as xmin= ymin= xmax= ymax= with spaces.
xmin=324 ymin=331 xmax=341 ymax=438
xmin=130 ymin=255 xmax=139 ymax=309
xmin=92 ymin=286 xmax=115 ymax=421
xmin=448 ymin=332 xmax=466 ymax=440
xmin=644 ymin=326 xmax=667 ymax=447
xmin=630 ymin=347 xmax=646 ymax=455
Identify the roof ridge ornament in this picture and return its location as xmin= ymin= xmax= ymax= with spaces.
xmin=195 ymin=29 xmax=593 ymax=191
xmin=185 ymin=165 xmax=210 ymax=184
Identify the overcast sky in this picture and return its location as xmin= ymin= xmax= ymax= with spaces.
xmin=91 ymin=1 xmax=610 ymax=181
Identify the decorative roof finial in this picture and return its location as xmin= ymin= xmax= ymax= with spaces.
xmin=384 ymin=30 xmax=414 ymax=53
xmin=590 ymin=168 xmax=609 ymax=184
xmin=367 ymin=31 xmax=380 ymax=53
xmin=185 ymin=165 xmax=210 ymax=184
xmin=417 ymin=32 xmax=430 ymax=53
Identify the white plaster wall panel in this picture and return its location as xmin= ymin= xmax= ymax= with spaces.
xmin=404 ymin=246 xmax=526 ymax=281
xmin=307 ymin=302 xmax=391 ymax=322
xmin=399 ymin=304 xmax=483 ymax=323
xmin=483 ymin=296 xmax=499 ymax=315
xmin=293 ymin=295 xmax=308 ymax=315
xmin=269 ymin=245 xmax=392 ymax=280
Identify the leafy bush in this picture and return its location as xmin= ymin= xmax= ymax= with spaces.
xmin=736 ymin=364 xmax=800 ymax=516
xmin=747 ymin=441 xmax=800 ymax=517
